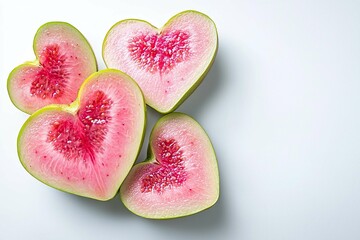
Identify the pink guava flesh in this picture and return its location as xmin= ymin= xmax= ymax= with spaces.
xmin=18 ymin=70 xmax=145 ymax=200
xmin=120 ymin=113 xmax=219 ymax=219
xmin=47 ymin=90 xmax=112 ymax=162
xmin=128 ymin=30 xmax=191 ymax=74
xmin=30 ymin=44 xmax=69 ymax=99
xmin=141 ymin=138 xmax=187 ymax=193
xmin=103 ymin=10 xmax=218 ymax=113
xmin=8 ymin=22 xmax=97 ymax=114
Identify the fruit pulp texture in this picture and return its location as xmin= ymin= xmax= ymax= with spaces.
xmin=31 ymin=44 xmax=70 ymax=99
xmin=141 ymin=138 xmax=187 ymax=193
xmin=47 ymin=90 xmax=112 ymax=164
xmin=128 ymin=30 xmax=191 ymax=74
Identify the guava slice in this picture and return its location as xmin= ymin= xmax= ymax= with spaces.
xmin=8 ymin=22 xmax=97 ymax=114
xmin=102 ymin=10 xmax=218 ymax=113
xmin=120 ymin=113 xmax=219 ymax=219
xmin=17 ymin=69 xmax=145 ymax=201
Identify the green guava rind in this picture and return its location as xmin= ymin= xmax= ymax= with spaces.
xmin=8 ymin=21 xmax=97 ymax=114
xmin=120 ymin=112 xmax=220 ymax=219
xmin=17 ymin=69 xmax=146 ymax=201
xmin=102 ymin=10 xmax=218 ymax=114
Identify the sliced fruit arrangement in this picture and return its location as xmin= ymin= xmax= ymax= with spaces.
xmin=103 ymin=10 xmax=218 ymax=113
xmin=120 ymin=113 xmax=219 ymax=219
xmin=17 ymin=69 xmax=145 ymax=201
xmin=8 ymin=22 xmax=97 ymax=114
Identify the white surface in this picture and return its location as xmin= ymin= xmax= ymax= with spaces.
xmin=1 ymin=0 xmax=360 ymax=239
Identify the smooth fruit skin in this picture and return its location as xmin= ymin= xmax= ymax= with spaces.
xmin=102 ymin=10 xmax=218 ymax=114
xmin=17 ymin=69 xmax=146 ymax=201
xmin=8 ymin=22 xmax=97 ymax=114
xmin=120 ymin=112 xmax=220 ymax=219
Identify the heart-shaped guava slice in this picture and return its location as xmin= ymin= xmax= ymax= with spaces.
xmin=8 ymin=22 xmax=97 ymax=114
xmin=120 ymin=112 xmax=219 ymax=218
xmin=102 ymin=10 xmax=218 ymax=113
xmin=18 ymin=69 xmax=145 ymax=201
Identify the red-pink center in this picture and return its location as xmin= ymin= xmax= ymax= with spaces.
xmin=47 ymin=91 xmax=112 ymax=163
xmin=30 ymin=44 xmax=69 ymax=99
xmin=128 ymin=30 xmax=191 ymax=74
xmin=141 ymin=138 xmax=187 ymax=193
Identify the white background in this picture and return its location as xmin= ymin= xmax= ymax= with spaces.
xmin=1 ymin=0 xmax=360 ymax=239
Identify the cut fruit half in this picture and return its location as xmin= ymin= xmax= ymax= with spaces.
xmin=8 ymin=22 xmax=97 ymax=114
xmin=18 ymin=69 xmax=145 ymax=201
xmin=103 ymin=10 xmax=218 ymax=113
xmin=120 ymin=112 xmax=219 ymax=219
